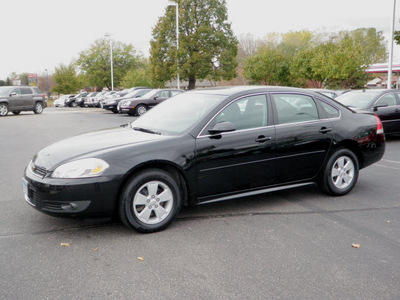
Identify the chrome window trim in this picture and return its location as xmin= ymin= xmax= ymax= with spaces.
xmin=197 ymin=91 xmax=342 ymax=139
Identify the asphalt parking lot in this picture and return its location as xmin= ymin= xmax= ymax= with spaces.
xmin=1 ymin=107 xmax=400 ymax=299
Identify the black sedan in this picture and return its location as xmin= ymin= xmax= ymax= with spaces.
xmin=336 ymin=89 xmax=400 ymax=135
xmin=23 ymin=86 xmax=385 ymax=233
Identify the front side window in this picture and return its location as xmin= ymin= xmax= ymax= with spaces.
xmin=215 ymin=95 xmax=268 ymax=131
xmin=12 ymin=88 xmax=21 ymax=95
xmin=375 ymin=93 xmax=396 ymax=107
xmin=157 ymin=91 xmax=170 ymax=98
xmin=271 ymin=94 xmax=319 ymax=124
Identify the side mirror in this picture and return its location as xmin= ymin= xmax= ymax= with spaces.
xmin=208 ymin=121 xmax=236 ymax=135
xmin=372 ymin=104 xmax=388 ymax=111
xmin=10 ymin=92 xmax=17 ymax=96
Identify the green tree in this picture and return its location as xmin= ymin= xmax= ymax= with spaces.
xmin=150 ymin=0 xmax=238 ymax=89
xmin=52 ymin=63 xmax=86 ymax=94
xmin=243 ymin=46 xmax=291 ymax=86
xmin=342 ymin=28 xmax=387 ymax=64
xmin=78 ymin=38 xmax=142 ymax=89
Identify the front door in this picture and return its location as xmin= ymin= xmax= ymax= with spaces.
xmin=195 ymin=94 xmax=276 ymax=202
xmin=8 ymin=88 xmax=23 ymax=110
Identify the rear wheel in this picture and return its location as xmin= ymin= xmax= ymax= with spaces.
xmin=71 ymin=101 xmax=78 ymax=107
xmin=33 ymin=102 xmax=43 ymax=114
xmin=119 ymin=169 xmax=182 ymax=233
xmin=135 ymin=104 xmax=148 ymax=116
xmin=0 ymin=103 xmax=8 ymax=116
xmin=319 ymin=148 xmax=359 ymax=196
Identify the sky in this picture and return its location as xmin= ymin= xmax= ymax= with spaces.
xmin=0 ymin=0 xmax=399 ymax=80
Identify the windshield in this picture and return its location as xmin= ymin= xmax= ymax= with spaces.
xmin=125 ymin=89 xmax=147 ymax=98
xmin=131 ymin=92 xmax=225 ymax=135
xmin=336 ymin=91 xmax=380 ymax=109
xmin=0 ymin=87 xmax=13 ymax=96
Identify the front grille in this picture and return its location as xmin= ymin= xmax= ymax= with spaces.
xmin=32 ymin=165 xmax=47 ymax=178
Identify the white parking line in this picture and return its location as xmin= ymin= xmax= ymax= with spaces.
xmin=381 ymin=159 xmax=400 ymax=164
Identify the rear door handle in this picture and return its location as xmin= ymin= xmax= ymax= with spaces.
xmin=255 ymin=136 xmax=272 ymax=143
xmin=319 ymin=127 xmax=332 ymax=134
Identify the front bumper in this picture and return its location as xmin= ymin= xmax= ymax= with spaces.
xmin=22 ymin=172 xmax=121 ymax=219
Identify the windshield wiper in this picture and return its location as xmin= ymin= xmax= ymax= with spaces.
xmin=133 ymin=127 xmax=161 ymax=135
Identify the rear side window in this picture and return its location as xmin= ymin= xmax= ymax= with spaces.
xmin=21 ymin=88 xmax=33 ymax=95
xmin=319 ymin=101 xmax=340 ymax=118
xmin=271 ymin=94 xmax=319 ymax=124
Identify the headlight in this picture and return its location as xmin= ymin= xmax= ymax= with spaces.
xmin=51 ymin=158 xmax=109 ymax=178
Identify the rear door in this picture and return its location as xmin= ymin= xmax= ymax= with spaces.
xmin=20 ymin=87 xmax=34 ymax=108
xmin=270 ymin=93 xmax=333 ymax=183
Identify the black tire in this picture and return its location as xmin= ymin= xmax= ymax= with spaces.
xmin=33 ymin=102 xmax=43 ymax=114
xmin=12 ymin=111 xmax=21 ymax=115
xmin=119 ymin=169 xmax=182 ymax=233
xmin=0 ymin=103 xmax=9 ymax=116
xmin=318 ymin=148 xmax=359 ymax=196
xmin=71 ymin=101 xmax=78 ymax=107
xmin=135 ymin=104 xmax=148 ymax=116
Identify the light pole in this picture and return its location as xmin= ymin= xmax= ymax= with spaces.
xmin=388 ymin=0 xmax=397 ymax=90
xmin=167 ymin=1 xmax=180 ymax=89
xmin=105 ymin=33 xmax=114 ymax=91
xmin=44 ymin=68 xmax=49 ymax=99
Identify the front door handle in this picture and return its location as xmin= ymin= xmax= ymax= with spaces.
xmin=255 ymin=136 xmax=272 ymax=143
xmin=319 ymin=127 xmax=332 ymax=134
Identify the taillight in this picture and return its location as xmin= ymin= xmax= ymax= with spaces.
xmin=375 ymin=115 xmax=384 ymax=134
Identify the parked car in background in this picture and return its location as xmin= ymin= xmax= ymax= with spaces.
xmin=65 ymin=92 xmax=89 ymax=107
xmin=98 ymin=91 xmax=119 ymax=108
xmin=104 ymin=88 xmax=152 ymax=113
xmin=119 ymin=89 xmax=184 ymax=116
xmin=54 ymin=95 xmax=75 ymax=107
xmin=336 ymin=89 xmax=400 ymax=135
xmin=83 ymin=92 xmax=102 ymax=107
xmin=22 ymin=86 xmax=385 ymax=233
xmin=0 ymin=86 xmax=46 ymax=116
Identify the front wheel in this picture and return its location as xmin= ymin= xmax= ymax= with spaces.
xmin=0 ymin=103 xmax=9 ymax=116
xmin=135 ymin=104 xmax=148 ymax=116
xmin=33 ymin=102 xmax=43 ymax=114
xmin=119 ymin=169 xmax=182 ymax=233
xmin=319 ymin=148 xmax=359 ymax=196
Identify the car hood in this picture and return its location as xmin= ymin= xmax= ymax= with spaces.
xmin=33 ymin=126 xmax=169 ymax=170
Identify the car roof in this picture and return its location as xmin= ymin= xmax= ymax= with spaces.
xmin=186 ymin=86 xmax=309 ymax=96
